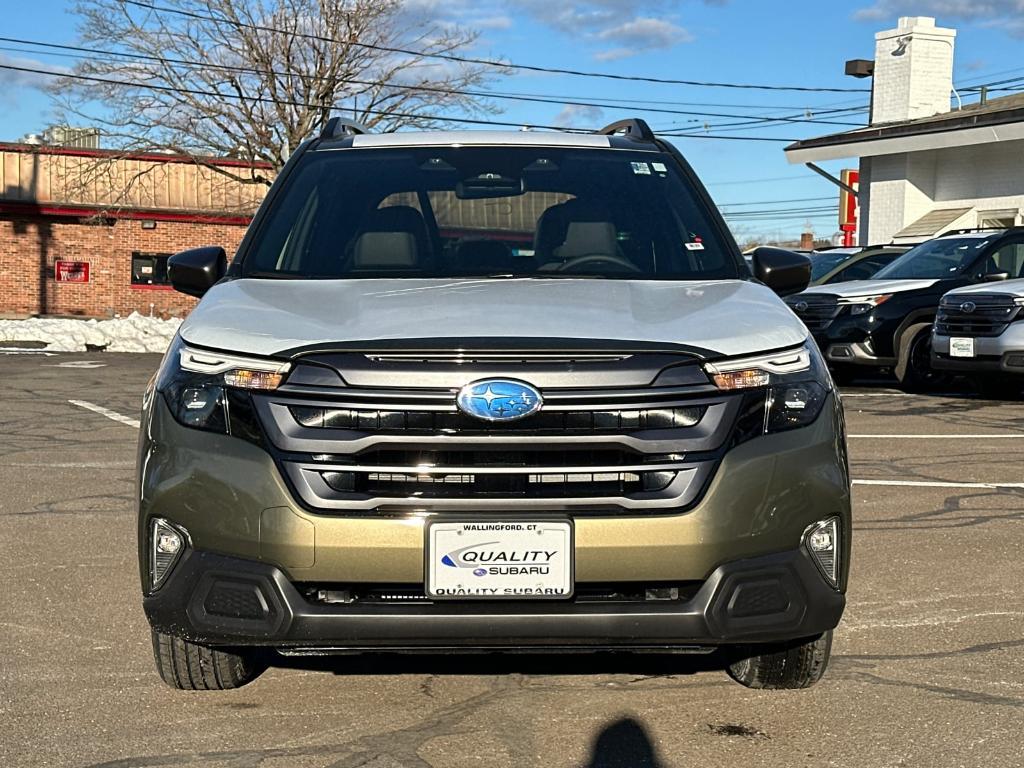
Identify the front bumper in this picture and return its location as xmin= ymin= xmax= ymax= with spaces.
xmin=805 ymin=313 xmax=897 ymax=369
xmin=138 ymin=394 xmax=850 ymax=587
xmin=931 ymin=332 xmax=1024 ymax=373
xmin=144 ymin=546 xmax=845 ymax=649
xmin=823 ymin=340 xmax=896 ymax=368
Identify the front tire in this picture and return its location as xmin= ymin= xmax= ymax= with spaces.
xmin=895 ymin=327 xmax=948 ymax=393
xmin=726 ymin=631 xmax=832 ymax=689
xmin=151 ymin=629 xmax=265 ymax=690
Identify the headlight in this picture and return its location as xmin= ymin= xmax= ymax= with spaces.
xmin=1013 ymin=297 xmax=1024 ymax=307
xmin=839 ymin=294 xmax=892 ymax=315
xmin=156 ymin=337 xmax=289 ymax=436
xmin=704 ymin=343 xmax=830 ymax=434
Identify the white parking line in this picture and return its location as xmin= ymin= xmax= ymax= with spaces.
xmin=854 ymin=479 xmax=1024 ymax=489
xmin=68 ymin=399 xmax=141 ymax=429
xmin=849 ymin=434 xmax=1024 ymax=439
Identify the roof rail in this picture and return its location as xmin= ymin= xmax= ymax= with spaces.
xmin=596 ymin=118 xmax=656 ymax=141
xmin=320 ymin=116 xmax=371 ymax=141
xmin=937 ymin=226 xmax=1022 ymax=237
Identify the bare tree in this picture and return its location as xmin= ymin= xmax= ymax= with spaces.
xmin=53 ymin=0 xmax=499 ymax=187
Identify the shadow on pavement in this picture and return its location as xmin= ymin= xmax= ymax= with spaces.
xmin=272 ymin=649 xmax=728 ymax=677
xmin=582 ymin=717 xmax=665 ymax=768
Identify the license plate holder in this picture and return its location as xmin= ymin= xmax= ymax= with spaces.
xmin=425 ymin=519 xmax=573 ymax=600
xmin=950 ymin=337 xmax=976 ymax=358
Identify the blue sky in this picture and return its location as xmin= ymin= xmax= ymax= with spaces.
xmin=2 ymin=0 xmax=1023 ymax=240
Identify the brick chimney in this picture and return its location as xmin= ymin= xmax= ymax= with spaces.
xmin=871 ymin=16 xmax=956 ymax=125
xmin=799 ymin=232 xmax=814 ymax=250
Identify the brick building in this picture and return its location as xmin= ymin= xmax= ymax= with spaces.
xmin=785 ymin=17 xmax=1024 ymax=245
xmin=0 ymin=143 xmax=269 ymax=318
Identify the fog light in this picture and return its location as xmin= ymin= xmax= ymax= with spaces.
xmin=156 ymin=531 xmax=182 ymax=554
xmin=808 ymin=528 xmax=832 ymax=551
xmin=803 ymin=517 xmax=840 ymax=588
xmin=151 ymin=518 xmax=187 ymax=589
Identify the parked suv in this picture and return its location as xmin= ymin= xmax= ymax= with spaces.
xmin=786 ymin=228 xmax=1024 ymax=389
xmin=139 ymin=118 xmax=849 ymax=691
xmin=932 ymin=276 xmax=1024 ymax=397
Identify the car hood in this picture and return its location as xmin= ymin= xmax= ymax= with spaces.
xmin=178 ymin=278 xmax=807 ymax=360
xmin=797 ymin=278 xmax=939 ymax=298
xmin=942 ymin=279 xmax=1024 ymax=299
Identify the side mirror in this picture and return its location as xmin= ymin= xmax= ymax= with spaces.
xmin=751 ymin=247 xmax=812 ymax=297
xmin=168 ymin=246 xmax=226 ymax=298
xmin=982 ymin=271 xmax=1010 ymax=282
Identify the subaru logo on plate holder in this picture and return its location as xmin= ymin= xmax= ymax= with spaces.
xmin=960 ymin=301 xmax=977 ymax=314
xmin=456 ymin=379 xmax=543 ymax=422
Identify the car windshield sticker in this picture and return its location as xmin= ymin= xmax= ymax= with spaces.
xmin=651 ymin=162 xmax=668 ymax=173
xmin=630 ymin=162 xmax=651 ymax=175
xmin=685 ymin=242 xmax=705 ymax=250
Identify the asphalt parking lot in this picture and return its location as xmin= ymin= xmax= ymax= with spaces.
xmin=1 ymin=352 xmax=1022 ymax=768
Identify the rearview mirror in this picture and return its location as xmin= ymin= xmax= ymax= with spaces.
xmin=168 ymin=246 xmax=226 ymax=298
xmin=456 ymin=173 xmax=524 ymax=200
xmin=982 ymin=271 xmax=1010 ymax=282
xmin=750 ymin=247 xmax=812 ymax=296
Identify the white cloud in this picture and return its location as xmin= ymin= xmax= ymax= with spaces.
xmin=0 ymin=53 xmax=65 ymax=90
xmin=553 ymin=103 xmax=604 ymax=128
xmin=519 ymin=0 xmax=698 ymax=60
xmin=597 ymin=17 xmax=693 ymax=48
xmin=475 ymin=16 xmax=514 ymax=30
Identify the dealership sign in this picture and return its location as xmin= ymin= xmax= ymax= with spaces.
xmin=55 ymin=261 xmax=90 ymax=283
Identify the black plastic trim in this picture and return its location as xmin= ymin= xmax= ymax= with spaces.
xmin=144 ymin=547 xmax=846 ymax=648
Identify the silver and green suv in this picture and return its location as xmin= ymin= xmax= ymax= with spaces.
xmin=138 ymin=118 xmax=850 ymax=690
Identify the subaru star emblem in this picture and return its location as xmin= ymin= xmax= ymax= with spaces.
xmin=456 ymin=379 xmax=543 ymax=422
xmin=960 ymin=301 xmax=977 ymax=314
xmin=794 ymin=301 xmax=809 ymax=312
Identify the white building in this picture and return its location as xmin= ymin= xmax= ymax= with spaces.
xmin=785 ymin=16 xmax=1024 ymax=245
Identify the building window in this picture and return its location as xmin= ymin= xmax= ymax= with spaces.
xmin=978 ymin=210 xmax=1019 ymax=229
xmin=131 ymin=252 xmax=172 ymax=286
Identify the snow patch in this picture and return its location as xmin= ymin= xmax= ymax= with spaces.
xmin=0 ymin=313 xmax=181 ymax=353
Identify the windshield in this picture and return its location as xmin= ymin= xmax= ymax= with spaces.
xmin=242 ymin=146 xmax=739 ymax=280
xmin=810 ymin=251 xmax=856 ymax=281
xmin=872 ymin=237 xmax=992 ymax=280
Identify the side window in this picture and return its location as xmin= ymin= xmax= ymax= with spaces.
xmin=131 ymin=252 xmax=171 ymax=286
xmin=987 ymin=239 xmax=1024 ymax=278
xmin=830 ymin=260 xmax=874 ymax=282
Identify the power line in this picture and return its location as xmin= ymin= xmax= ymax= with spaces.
xmin=724 ymin=207 xmax=838 ymax=217
xmin=718 ymin=196 xmax=835 ymax=207
xmin=706 ymin=175 xmax=821 ymax=186
xmin=658 ymin=132 xmax=798 ymax=142
xmin=0 ymin=38 xmax=870 ymax=127
xmin=0 ymin=62 xmax=823 ymax=142
xmin=119 ymin=0 xmax=870 ymax=94
xmin=0 ymin=41 xmax=864 ymax=111
xmin=651 ymin=104 xmax=869 ymax=133
xmin=723 ymin=212 xmax=839 ymax=221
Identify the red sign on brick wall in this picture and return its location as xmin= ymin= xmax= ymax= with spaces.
xmin=55 ymin=261 xmax=90 ymax=283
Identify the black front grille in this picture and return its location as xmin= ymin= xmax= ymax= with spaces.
xmin=787 ymin=295 xmax=841 ymax=332
xmin=290 ymin=404 xmax=705 ymax=434
xmin=301 ymin=581 xmax=703 ymax=605
xmin=253 ymin=348 xmax=745 ymax=513
xmin=321 ymin=468 xmax=675 ymax=498
xmin=936 ymin=295 xmax=1020 ymax=337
